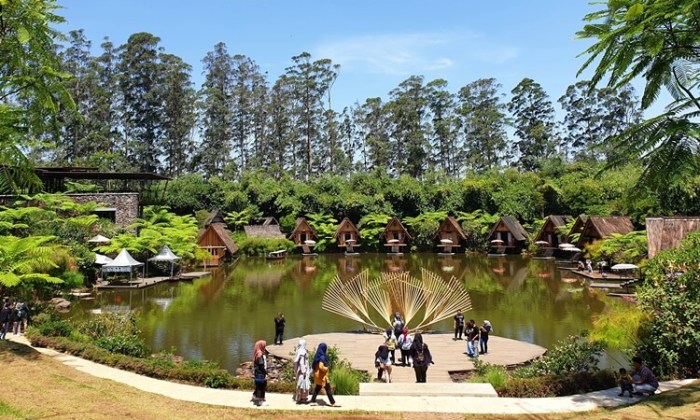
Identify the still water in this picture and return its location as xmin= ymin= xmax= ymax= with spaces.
xmin=73 ymin=254 xmax=613 ymax=372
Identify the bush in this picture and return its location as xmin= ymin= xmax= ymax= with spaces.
xmin=513 ymin=332 xmax=604 ymax=378
xmin=34 ymin=320 xmax=73 ymax=337
xmin=330 ymin=365 xmax=362 ymax=395
xmin=233 ymin=234 xmax=295 ymax=256
xmin=94 ymin=334 xmax=150 ymax=358
xmin=470 ymin=360 xmax=507 ymax=390
xmin=78 ymin=312 xmax=142 ymax=339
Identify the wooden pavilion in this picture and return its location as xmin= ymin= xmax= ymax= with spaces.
xmin=196 ymin=211 xmax=239 ymax=266
xmin=288 ymin=217 xmax=318 ymax=254
xmin=647 ymin=216 xmax=700 ymax=258
xmin=382 ymin=217 xmax=412 ymax=254
xmin=334 ymin=217 xmax=361 ymax=254
xmin=434 ymin=216 xmax=467 ymax=254
xmin=487 ymin=216 xmax=529 ymax=255
xmin=534 ymin=215 xmax=573 ymax=258
xmin=576 ymin=216 xmax=634 ymax=247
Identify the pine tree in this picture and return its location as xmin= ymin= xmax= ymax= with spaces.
xmin=160 ymin=53 xmax=196 ymax=176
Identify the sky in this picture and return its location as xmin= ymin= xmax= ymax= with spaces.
xmin=56 ymin=0 xmax=666 ymax=116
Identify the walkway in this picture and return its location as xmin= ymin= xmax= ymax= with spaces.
xmin=267 ymin=332 xmax=547 ymax=383
xmin=9 ymin=335 xmax=694 ymax=414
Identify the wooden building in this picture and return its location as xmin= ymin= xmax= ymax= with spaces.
xmin=382 ymin=217 xmax=412 ymax=254
xmin=288 ymin=217 xmax=318 ymax=254
xmin=196 ymin=211 xmax=238 ymax=266
xmin=488 ymin=216 xmax=529 ymax=255
xmin=576 ymin=216 xmax=634 ymax=247
xmin=434 ymin=216 xmax=467 ymax=254
xmin=334 ymin=217 xmax=360 ymax=252
xmin=534 ymin=215 xmax=573 ymax=257
xmin=647 ymin=216 xmax=700 ymax=258
xmin=244 ymin=216 xmax=285 ymax=239
xmin=569 ymin=215 xmax=588 ymax=241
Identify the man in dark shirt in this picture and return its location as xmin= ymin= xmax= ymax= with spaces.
xmin=274 ymin=313 xmax=285 ymax=345
xmin=453 ymin=310 xmax=465 ymax=340
xmin=632 ymin=356 xmax=659 ymax=396
xmin=464 ymin=319 xmax=479 ymax=358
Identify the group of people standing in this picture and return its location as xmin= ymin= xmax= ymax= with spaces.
xmin=454 ymin=311 xmax=492 ymax=358
xmin=252 ymin=339 xmax=338 ymax=407
xmin=0 ymin=299 xmax=29 ymax=340
xmin=375 ymin=313 xmax=434 ymax=383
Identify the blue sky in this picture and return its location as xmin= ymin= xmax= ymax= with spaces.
xmin=56 ymin=0 xmax=664 ymax=115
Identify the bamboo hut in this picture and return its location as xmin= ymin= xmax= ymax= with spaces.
xmin=487 ymin=216 xmax=529 ymax=255
xmin=434 ymin=216 xmax=467 ymax=254
xmin=288 ymin=217 xmax=317 ymax=254
xmin=647 ymin=216 xmax=700 ymax=258
xmin=382 ymin=217 xmax=412 ymax=254
xmin=534 ymin=215 xmax=573 ymax=258
xmin=197 ymin=211 xmax=238 ymax=266
xmin=244 ymin=216 xmax=285 ymax=239
xmin=334 ymin=217 xmax=361 ymax=254
xmin=576 ymin=216 xmax=634 ymax=247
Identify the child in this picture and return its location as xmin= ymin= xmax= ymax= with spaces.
xmin=618 ymin=367 xmax=634 ymax=397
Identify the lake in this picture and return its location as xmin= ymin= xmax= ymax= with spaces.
xmin=73 ymin=254 xmax=612 ymax=372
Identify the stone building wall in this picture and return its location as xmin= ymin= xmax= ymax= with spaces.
xmin=68 ymin=193 xmax=140 ymax=228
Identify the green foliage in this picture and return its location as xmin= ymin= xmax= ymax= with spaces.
xmin=589 ymin=299 xmax=646 ymax=350
xmin=513 ymin=332 xmax=604 ymax=378
xmin=233 ymin=233 xmax=295 ymax=256
xmin=94 ymin=334 xmax=150 ymax=358
xmin=77 ymin=312 xmax=142 ymax=340
xmin=306 ymin=212 xmax=338 ymax=252
xmin=457 ymin=210 xmax=498 ymax=251
xmin=35 ymin=319 xmax=74 ymax=338
xmin=470 ymin=360 xmax=507 ymax=389
xmin=635 ymin=231 xmax=700 ymax=378
xmin=404 ymin=211 xmax=446 ymax=251
xmin=329 ymin=364 xmax=365 ymax=395
xmin=588 ymin=230 xmax=648 ymax=264
xmin=225 ymin=208 xmax=258 ymax=231
xmin=0 ymin=235 xmax=63 ymax=289
xmin=358 ymin=213 xmax=391 ymax=251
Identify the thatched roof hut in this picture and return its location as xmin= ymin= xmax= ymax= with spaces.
xmin=288 ymin=217 xmax=317 ymax=246
xmin=577 ymin=216 xmax=634 ymax=247
xmin=647 ymin=216 xmax=700 ymax=258
xmin=534 ymin=215 xmax=573 ymax=247
xmin=203 ymin=210 xmax=227 ymax=226
xmin=488 ymin=216 xmax=529 ymax=254
xmin=434 ymin=216 xmax=467 ymax=243
xmin=334 ymin=217 xmax=360 ymax=248
xmin=244 ymin=216 xmax=285 ymax=239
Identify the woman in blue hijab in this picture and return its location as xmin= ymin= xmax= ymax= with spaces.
xmin=310 ymin=343 xmax=338 ymax=406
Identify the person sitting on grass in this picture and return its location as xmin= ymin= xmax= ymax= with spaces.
xmin=631 ymin=356 xmax=659 ymax=396
xmin=617 ymin=367 xmax=634 ymax=397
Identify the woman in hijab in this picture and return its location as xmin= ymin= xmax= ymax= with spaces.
xmin=293 ymin=339 xmax=310 ymax=403
xmin=310 ymin=342 xmax=337 ymax=406
xmin=480 ymin=320 xmax=493 ymax=354
xmin=397 ymin=327 xmax=413 ymax=367
xmin=410 ymin=333 xmax=434 ymax=383
xmin=252 ymin=340 xmax=269 ymax=406
xmin=375 ymin=343 xmax=392 ymax=382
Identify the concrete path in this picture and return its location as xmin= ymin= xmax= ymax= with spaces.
xmin=268 ymin=332 xmax=547 ymax=383
xmin=8 ymin=335 xmax=694 ymax=414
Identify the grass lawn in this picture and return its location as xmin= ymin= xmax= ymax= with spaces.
xmin=0 ymin=339 xmax=698 ymax=419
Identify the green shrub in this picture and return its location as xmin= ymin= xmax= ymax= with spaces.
xmin=34 ymin=320 xmax=73 ymax=337
xmin=500 ymin=375 xmax=561 ymax=397
xmin=330 ymin=365 xmax=361 ymax=395
xmin=78 ymin=312 xmax=141 ymax=339
xmin=513 ymin=332 xmax=604 ymax=378
xmin=470 ymin=360 xmax=507 ymax=390
xmin=233 ymin=233 xmax=295 ymax=256
xmin=94 ymin=334 xmax=150 ymax=358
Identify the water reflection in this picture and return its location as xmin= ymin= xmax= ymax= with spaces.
xmin=72 ymin=254 xmax=615 ymax=372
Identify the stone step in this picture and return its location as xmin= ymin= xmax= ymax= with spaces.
xmin=359 ymin=382 xmax=498 ymax=397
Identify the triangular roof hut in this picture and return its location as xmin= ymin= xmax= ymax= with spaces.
xmin=197 ymin=212 xmax=239 ymax=266
xmin=534 ymin=215 xmax=573 ymax=247
xmin=101 ymin=248 xmax=144 ymax=281
xmin=569 ymin=215 xmax=588 ymax=238
xmin=204 ymin=210 xmax=227 ymax=226
xmin=647 ymin=216 xmax=700 ymax=258
xmin=262 ymin=217 xmax=279 ymax=226
xmin=333 ymin=217 xmax=360 ymax=248
xmin=577 ymin=216 xmax=634 ymax=247
xmin=244 ymin=216 xmax=285 ymax=239
xmin=488 ymin=216 xmax=529 ymax=254
xmin=382 ymin=217 xmax=412 ymax=242
xmin=434 ymin=216 xmax=467 ymax=242
xmin=288 ymin=217 xmax=317 ymax=246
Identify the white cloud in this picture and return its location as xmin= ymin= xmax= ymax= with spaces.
xmin=315 ymin=31 xmax=518 ymax=76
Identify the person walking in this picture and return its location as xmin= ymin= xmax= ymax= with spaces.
xmin=0 ymin=303 xmax=11 ymax=340
xmin=9 ymin=303 xmax=18 ymax=336
xmin=273 ymin=312 xmax=285 ymax=345
xmin=453 ymin=310 xmax=465 ymax=340
xmin=410 ymin=333 xmax=434 ymax=383
xmin=479 ymin=320 xmax=492 ymax=354
xmin=252 ymin=340 xmax=269 ymax=406
xmin=392 ymin=312 xmax=404 ymax=339
xmin=15 ymin=302 xmax=28 ymax=334
xmin=293 ymin=339 xmax=311 ymax=403
xmin=397 ymin=327 xmax=413 ymax=367
xmin=310 ymin=343 xmax=338 ymax=407
xmin=384 ymin=327 xmax=397 ymax=364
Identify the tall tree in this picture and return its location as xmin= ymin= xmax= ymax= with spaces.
xmin=117 ymin=32 xmax=165 ymax=173
xmin=197 ymin=42 xmax=234 ymax=178
xmin=577 ymin=0 xmax=700 ymax=188
xmin=160 ymin=53 xmax=196 ymax=176
xmin=355 ymin=97 xmax=391 ymax=172
xmin=387 ymin=75 xmax=429 ymax=177
xmin=558 ymin=81 xmax=642 ymax=161
xmin=426 ymin=79 xmax=459 ymax=176
xmin=508 ymin=78 xmax=557 ymax=171
xmin=456 ymin=78 xmax=510 ymax=173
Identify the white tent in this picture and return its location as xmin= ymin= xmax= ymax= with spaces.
xmin=147 ymin=245 xmax=181 ymax=277
xmin=87 ymin=234 xmax=111 ymax=244
xmin=102 ymin=248 xmax=144 ymax=282
xmin=94 ymin=253 xmax=113 ymax=265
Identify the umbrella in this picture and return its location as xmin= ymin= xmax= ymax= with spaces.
xmin=559 ymin=243 xmax=575 ymax=249
xmin=611 ymin=263 xmax=639 ymax=271
xmin=535 ymin=240 xmax=550 ymax=246
xmin=304 ymin=240 xmax=316 ymax=245
xmin=490 ymin=239 xmax=504 ymax=244
xmin=87 ymin=234 xmax=111 ymax=244
xmin=440 ymin=238 xmax=454 ymax=244
xmin=387 ymin=239 xmax=399 ymax=244
xmin=562 ymin=246 xmax=581 ymax=252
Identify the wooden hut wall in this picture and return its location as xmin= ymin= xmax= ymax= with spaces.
xmin=647 ymin=217 xmax=700 ymax=258
xmin=197 ymin=226 xmax=227 ymax=264
xmin=290 ymin=219 xmax=316 ymax=245
xmin=385 ymin=219 xmax=408 ymax=244
xmin=336 ymin=220 xmax=359 ymax=247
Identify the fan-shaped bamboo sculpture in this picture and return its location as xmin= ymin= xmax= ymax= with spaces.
xmin=322 ymin=268 xmax=472 ymax=330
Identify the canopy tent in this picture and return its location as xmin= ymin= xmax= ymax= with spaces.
xmin=101 ymin=248 xmax=144 ymax=282
xmin=147 ymin=245 xmax=181 ymax=277
xmin=94 ymin=253 xmax=113 ymax=265
xmin=87 ymin=234 xmax=111 ymax=244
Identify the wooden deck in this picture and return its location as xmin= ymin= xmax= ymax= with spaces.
xmin=266 ymin=332 xmax=546 ymax=383
xmin=560 ymin=267 xmax=637 ymax=281
xmin=96 ymin=271 xmax=211 ymax=290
